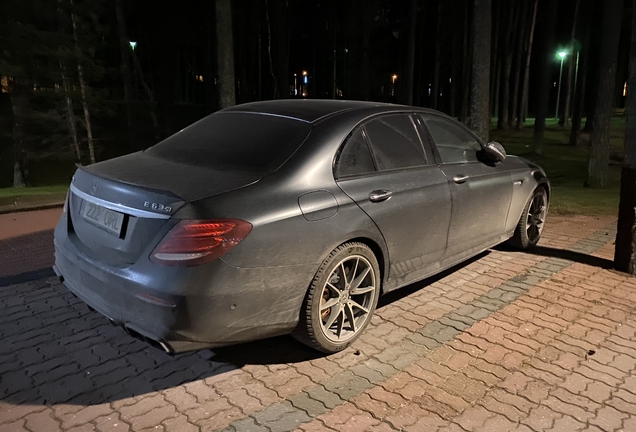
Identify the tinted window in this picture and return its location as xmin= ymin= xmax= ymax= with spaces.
xmin=147 ymin=112 xmax=312 ymax=173
xmin=363 ymin=115 xmax=427 ymax=171
xmin=336 ymin=129 xmax=376 ymax=179
xmin=422 ymin=116 xmax=482 ymax=163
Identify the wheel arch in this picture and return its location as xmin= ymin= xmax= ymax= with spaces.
xmin=348 ymin=236 xmax=388 ymax=293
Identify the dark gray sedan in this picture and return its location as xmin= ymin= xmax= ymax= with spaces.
xmin=54 ymin=100 xmax=549 ymax=354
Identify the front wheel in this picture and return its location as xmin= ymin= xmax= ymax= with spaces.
xmin=293 ymin=242 xmax=380 ymax=353
xmin=508 ymin=187 xmax=548 ymax=249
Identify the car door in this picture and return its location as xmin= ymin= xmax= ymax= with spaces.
xmin=335 ymin=114 xmax=452 ymax=290
xmin=418 ymin=114 xmax=513 ymax=259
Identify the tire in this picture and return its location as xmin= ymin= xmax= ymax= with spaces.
xmin=293 ymin=242 xmax=381 ymax=353
xmin=508 ymin=187 xmax=548 ymax=249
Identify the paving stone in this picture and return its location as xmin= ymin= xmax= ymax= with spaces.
xmin=1 ymin=217 xmax=630 ymax=432
xmin=289 ymin=392 xmax=330 ymax=417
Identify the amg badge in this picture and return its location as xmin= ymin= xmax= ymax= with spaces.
xmin=144 ymin=202 xmax=172 ymax=213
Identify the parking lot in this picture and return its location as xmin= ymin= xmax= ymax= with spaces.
xmin=1 ymin=211 xmax=636 ymax=432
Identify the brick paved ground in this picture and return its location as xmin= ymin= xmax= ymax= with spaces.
xmin=1 ymin=214 xmax=636 ymax=432
xmin=0 ymin=209 xmax=61 ymax=281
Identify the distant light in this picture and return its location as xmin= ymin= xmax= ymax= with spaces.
xmin=392 ymin=74 xmax=398 ymax=84
xmin=344 ymin=48 xmax=349 ymax=53
xmin=302 ymin=70 xmax=308 ymax=76
xmin=557 ymin=50 xmax=567 ymax=59
xmin=304 ymin=76 xmax=308 ymax=84
xmin=129 ymin=41 xmax=137 ymax=50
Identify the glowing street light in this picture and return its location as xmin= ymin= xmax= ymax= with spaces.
xmin=391 ymin=74 xmax=398 ymax=96
xmin=129 ymin=41 xmax=137 ymax=51
xmin=555 ymin=50 xmax=567 ymax=120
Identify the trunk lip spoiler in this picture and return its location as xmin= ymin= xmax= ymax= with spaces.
xmin=70 ymin=184 xmax=171 ymax=220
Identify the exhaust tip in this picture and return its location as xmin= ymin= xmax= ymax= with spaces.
xmin=124 ymin=325 xmax=173 ymax=355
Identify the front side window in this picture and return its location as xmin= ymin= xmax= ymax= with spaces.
xmin=335 ymin=128 xmax=376 ymax=179
xmin=363 ymin=115 xmax=428 ymax=171
xmin=421 ymin=115 xmax=482 ymax=164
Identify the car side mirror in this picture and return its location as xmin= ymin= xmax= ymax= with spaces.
xmin=483 ymin=141 xmax=506 ymax=163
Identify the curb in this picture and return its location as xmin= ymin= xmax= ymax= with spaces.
xmin=0 ymin=193 xmax=66 ymax=215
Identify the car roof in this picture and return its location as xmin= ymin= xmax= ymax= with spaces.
xmin=221 ymin=99 xmax=443 ymax=124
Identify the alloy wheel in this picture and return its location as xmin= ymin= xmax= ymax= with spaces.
xmin=526 ymin=192 xmax=546 ymax=243
xmin=318 ymin=255 xmax=377 ymax=343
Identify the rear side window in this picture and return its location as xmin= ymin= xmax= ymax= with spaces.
xmin=335 ymin=129 xmax=376 ymax=179
xmin=421 ymin=115 xmax=482 ymax=164
xmin=363 ymin=115 xmax=428 ymax=171
xmin=147 ymin=112 xmax=312 ymax=173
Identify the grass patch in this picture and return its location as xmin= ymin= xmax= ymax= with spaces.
xmin=0 ymin=185 xmax=68 ymax=199
xmin=491 ymin=117 xmax=624 ymax=216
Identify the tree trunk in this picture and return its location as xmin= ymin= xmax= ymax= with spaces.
xmin=459 ymin=0 xmax=472 ymax=123
xmin=517 ymin=0 xmax=537 ymax=129
xmin=8 ymin=89 xmax=26 ymax=187
xmin=204 ymin=3 xmax=216 ymax=112
xmin=489 ymin=0 xmax=501 ymax=117
xmin=59 ymin=60 xmax=81 ymax=163
xmin=498 ymin=2 xmax=517 ymax=130
xmin=532 ymin=0 xmax=559 ymax=154
xmin=467 ymin=0 xmax=491 ymax=142
xmin=404 ymin=0 xmax=418 ymax=106
xmin=269 ymin=0 xmax=291 ymax=99
xmin=130 ymin=51 xmax=161 ymax=142
xmin=114 ymin=0 xmax=134 ymax=150
xmin=614 ymin=0 xmax=636 ymax=274
xmin=216 ymin=0 xmax=236 ymax=108
xmin=560 ymin=0 xmax=580 ymax=127
xmin=509 ymin=0 xmax=527 ymax=129
xmin=431 ymin=0 xmax=441 ymax=109
xmin=570 ymin=0 xmax=592 ymax=145
xmin=586 ymin=0 xmax=622 ymax=188
xmin=264 ymin=0 xmax=278 ymax=98
xmin=70 ymin=7 xmax=96 ymax=164
xmin=450 ymin=0 xmax=459 ymax=117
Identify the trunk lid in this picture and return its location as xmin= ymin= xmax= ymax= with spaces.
xmin=67 ymin=152 xmax=262 ymax=265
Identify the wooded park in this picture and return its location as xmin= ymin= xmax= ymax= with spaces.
xmin=1 ymin=0 xmax=635 ymax=273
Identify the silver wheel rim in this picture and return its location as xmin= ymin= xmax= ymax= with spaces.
xmin=526 ymin=192 xmax=546 ymax=243
xmin=319 ymin=255 xmax=377 ymax=343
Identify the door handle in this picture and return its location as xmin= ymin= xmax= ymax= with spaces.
xmin=453 ymin=174 xmax=469 ymax=184
xmin=369 ymin=189 xmax=393 ymax=202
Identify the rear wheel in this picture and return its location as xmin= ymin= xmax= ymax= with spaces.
xmin=509 ymin=187 xmax=548 ymax=249
xmin=293 ymin=242 xmax=380 ymax=353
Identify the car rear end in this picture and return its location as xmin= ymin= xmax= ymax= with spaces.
xmin=54 ymin=111 xmax=313 ymax=353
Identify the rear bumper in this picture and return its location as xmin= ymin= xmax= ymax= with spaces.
xmin=53 ymin=218 xmax=314 ymax=354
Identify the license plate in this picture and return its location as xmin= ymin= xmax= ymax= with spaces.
xmin=82 ymin=201 xmax=124 ymax=237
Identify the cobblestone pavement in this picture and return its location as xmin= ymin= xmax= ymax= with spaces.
xmin=0 ymin=208 xmax=61 ymax=282
xmin=1 ymin=214 xmax=636 ymax=432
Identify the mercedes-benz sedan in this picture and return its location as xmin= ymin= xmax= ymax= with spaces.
xmin=54 ymin=100 xmax=549 ymax=354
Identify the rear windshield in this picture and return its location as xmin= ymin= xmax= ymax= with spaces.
xmin=147 ymin=112 xmax=312 ymax=173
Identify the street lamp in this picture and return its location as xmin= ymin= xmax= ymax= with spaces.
xmin=391 ymin=74 xmax=398 ymax=96
xmin=129 ymin=41 xmax=137 ymax=51
xmin=555 ymin=50 xmax=567 ymax=119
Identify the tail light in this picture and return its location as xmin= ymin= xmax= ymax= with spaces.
xmin=150 ymin=219 xmax=252 ymax=266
